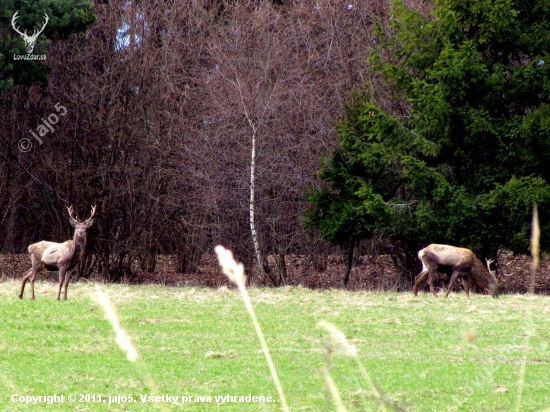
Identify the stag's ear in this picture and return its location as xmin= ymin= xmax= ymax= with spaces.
xmin=69 ymin=218 xmax=77 ymax=228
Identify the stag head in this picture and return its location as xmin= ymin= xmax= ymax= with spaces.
xmin=67 ymin=205 xmax=96 ymax=239
xmin=11 ymin=11 xmax=49 ymax=54
xmin=485 ymin=258 xmax=499 ymax=297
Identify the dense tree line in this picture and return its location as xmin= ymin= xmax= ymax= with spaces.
xmin=0 ymin=0 xmax=387 ymax=283
xmin=2 ymin=0 xmax=548 ymax=288
xmin=308 ymin=0 xmax=550 ymax=281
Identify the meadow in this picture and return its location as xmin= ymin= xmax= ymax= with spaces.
xmin=0 ymin=280 xmax=549 ymax=411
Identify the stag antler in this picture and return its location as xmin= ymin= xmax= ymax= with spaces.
xmin=485 ymin=258 xmax=495 ymax=273
xmin=84 ymin=205 xmax=97 ymax=225
xmin=67 ymin=205 xmax=78 ymax=224
xmin=11 ymin=11 xmax=49 ymax=54
xmin=67 ymin=205 xmax=96 ymax=224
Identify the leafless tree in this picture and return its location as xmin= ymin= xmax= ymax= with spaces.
xmin=0 ymin=0 xmax=389 ymax=286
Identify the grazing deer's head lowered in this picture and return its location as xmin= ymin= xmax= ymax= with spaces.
xmin=19 ymin=205 xmax=96 ymax=300
xmin=413 ymin=244 xmax=498 ymax=298
xmin=11 ymin=11 xmax=49 ymax=54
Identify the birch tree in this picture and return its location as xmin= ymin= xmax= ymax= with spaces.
xmin=205 ymin=2 xmax=286 ymax=282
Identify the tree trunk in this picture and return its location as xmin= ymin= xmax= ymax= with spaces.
xmin=343 ymin=239 xmax=355 ymax=288
xmin=276 ymin=243 xmax=287 ymax=286
xmin=249 ymin=127 xmax=270 ymax=281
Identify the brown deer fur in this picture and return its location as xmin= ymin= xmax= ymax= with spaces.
xmin=19 ymin=206 xmax=96 ymax=300
xmin=413 ymin=244 xmax=499 ymax=298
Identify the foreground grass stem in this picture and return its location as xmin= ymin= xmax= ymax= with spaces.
xmin=215 ymin=245 xmax=290 ymax=412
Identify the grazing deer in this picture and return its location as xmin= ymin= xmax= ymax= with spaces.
xmin=19 ymin=205 xmax=96 ymax=300
xmin=413 ymin=244 xmax=499 ymax=298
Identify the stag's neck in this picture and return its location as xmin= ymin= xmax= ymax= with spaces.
xmin=471 ymin=259 xmax=489 ymax=286
xmin=71 ymin=236 xmax=86 ymax=260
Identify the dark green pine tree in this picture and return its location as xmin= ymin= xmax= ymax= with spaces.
xmin=0 ymin=0 xmax=95 ymax=92
xmin=308 ymin=0 xmax=550 ymax=283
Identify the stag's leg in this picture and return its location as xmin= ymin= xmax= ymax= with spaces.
xmin=29 ymin=269 xmax=38 ymax=300
xmin=427 ymin=269 xmax=438 ymax=297
xmin=20 ymin=255 xmax=42 ymax=299
xmin=445 ymin=270 xmax=462 ymax=298
xmin=413 ymin=269 xmax=428 ymax=296
xmin=62 ymin=270 xmax=72 ymax=300
xmin=57 ymin=267 xmax=66 ymax=301
xmin=19 ymin=268 xmax=33 ymax=299
xmin=462 ymin=277 xmax=471 ymax=298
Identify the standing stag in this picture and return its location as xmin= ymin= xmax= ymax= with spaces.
xmin=413 ymin=244 xmax=499 ymax=298
xmin=19 ymin=205 xmax=96 ymax=300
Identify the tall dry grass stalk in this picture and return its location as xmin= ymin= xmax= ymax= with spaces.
xmin=94 ymin=286 xmax=138 ymax=362
xmin=318 ymin=320 xmax=388 ymax=411
xmin=319 ymin=320 xmax=350 ymax=412
xmin=94 ymin=286 xmax=168 ymax=412
xmin=214 ymin=245 xmax=290 ymax=412
xmin=514 ymin=310 xmax=534 ymax=412
xmin=515 ymin=204 xmax=540 ymax=412
xmin=322 ymin=366 xmax=348 ymax=412
xmin=530 ymin=204 xmax=540 ymax=294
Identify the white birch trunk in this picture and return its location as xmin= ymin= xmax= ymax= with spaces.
xmin=249 ymin=127 xmax=265 ymax=280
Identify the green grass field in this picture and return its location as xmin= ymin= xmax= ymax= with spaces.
xmin=0 ymin=280 xmax=549 ymax=411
